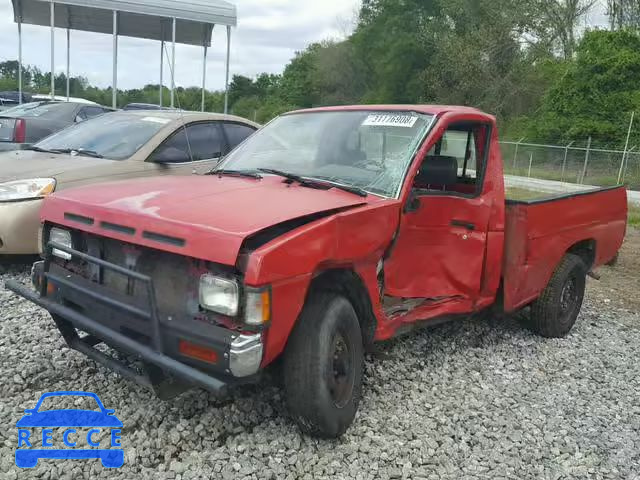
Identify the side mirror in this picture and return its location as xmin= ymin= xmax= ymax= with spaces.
xmin=75 ymin=115 xmax=84 ymax=123
xmin=152 ymin=147 xmax=190 ymax=164
xmin=404 ymin=191 xmax=421 ymax=213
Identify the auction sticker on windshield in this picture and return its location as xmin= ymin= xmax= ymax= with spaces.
xmin=15 ymin=391 xmax=124 ymax=469
xmin=362 ymin=114 xmax=418 ymax=128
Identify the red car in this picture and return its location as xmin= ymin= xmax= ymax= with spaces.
xmin=7 ymin=105 xmax=627 ymax=438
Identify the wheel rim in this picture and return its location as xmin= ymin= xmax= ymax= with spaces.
xmin=560 ymin=275 xmax=578 ymax=321
xmin=327 ymin=331 xmax=354 ymax=408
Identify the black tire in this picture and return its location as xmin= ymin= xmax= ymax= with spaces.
xmin=283 ymin=292 xmax=364 ymax=438
xmin=529 ymin=254 xmax=587 ymax=338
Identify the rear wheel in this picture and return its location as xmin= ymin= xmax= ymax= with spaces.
xmin=529 ymin=254 xmax=586 ymax=338
xmin=283 ymin=292 xmax=364 ymax=438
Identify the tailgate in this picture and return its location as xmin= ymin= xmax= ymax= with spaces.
xmin=502 ymin=186 xmax=627 ymax=312
xmin=0 ymin=117 xmax=16 ymax=142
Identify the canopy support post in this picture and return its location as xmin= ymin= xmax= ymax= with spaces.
xmin=50 ymin=1 xmax=55 ymax=100
xmin=112 ymin=10 xmax=118 ymax=109
xmin=159 ymin=40 xmax=164 ymax=107
xmin=224 ymin=25 xmax=231 ymax=114
xmin=66 ymin=28 xmax=70 ymax=101
xmin=18 ymin=19 xmax=22 ymax=103
xmin=201 ymin=45 xmax=207 ymax=112
xmin=170 ymin=17 xmax=176 ymax=108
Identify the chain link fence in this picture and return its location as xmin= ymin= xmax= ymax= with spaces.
xmin=500 ymin=140 xmax=640 ymax=191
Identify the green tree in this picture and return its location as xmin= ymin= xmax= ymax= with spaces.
xmin=527 ymin=30 xmax=640 ymax=145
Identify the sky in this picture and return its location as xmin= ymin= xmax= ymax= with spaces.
xmin=0 ymin=0 xmax=361 ymax=91
xmin=0 ymin=0 xmax=610 ymax=93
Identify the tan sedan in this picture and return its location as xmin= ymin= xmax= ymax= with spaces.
xmin=0 ymin=110 xmax=259 ymax=254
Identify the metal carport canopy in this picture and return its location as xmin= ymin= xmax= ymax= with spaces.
xmin=12 ymin=0 xmax=237 ymax=110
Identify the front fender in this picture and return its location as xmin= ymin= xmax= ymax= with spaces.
xmin=246 ymin=201 xmax=400 ymax=365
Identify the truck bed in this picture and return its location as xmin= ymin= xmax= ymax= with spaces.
xmin=502 ymin=186 xmax=627 ymax=312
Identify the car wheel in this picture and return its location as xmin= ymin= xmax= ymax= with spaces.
xmin=529 ymin=254 xmax=586 ymax=338
xmin=283 ymin=292 xmax=364 ymax=438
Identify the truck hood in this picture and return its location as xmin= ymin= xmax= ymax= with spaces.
xmin=42 ymin=175 xmax=370 ymax=266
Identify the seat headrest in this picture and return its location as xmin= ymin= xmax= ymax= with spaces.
xmin=415 ymin=155 xmax=458 ymax=186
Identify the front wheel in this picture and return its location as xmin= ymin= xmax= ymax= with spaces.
xmin=283 ymin=292 xmax=364 ymax=438
xmin=529 ymin=254 xmax=587 ymax=338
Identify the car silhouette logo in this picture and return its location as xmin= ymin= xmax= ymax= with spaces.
xmin=16 ymin=391 xmax=123 ymax=468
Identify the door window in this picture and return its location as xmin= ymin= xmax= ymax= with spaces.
xmin=223 ymin=123 xmax=257 ymax=150
xmin=80 ymin=106 xmax=108 ymax=120
xmin=420 ymin=122 xmax=490 ymax=196
xmin=151 ymin=122 xmax=223 ymax=164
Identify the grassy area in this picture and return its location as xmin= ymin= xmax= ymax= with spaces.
xmin=629 ymin=205 xmax=640 ymax=228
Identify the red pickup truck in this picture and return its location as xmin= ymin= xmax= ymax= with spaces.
xmin=8 ymin=105 xmax=627 ymax=438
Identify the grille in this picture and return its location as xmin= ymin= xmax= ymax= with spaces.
xmin=57 ymin=229 xmax=237 ymax=324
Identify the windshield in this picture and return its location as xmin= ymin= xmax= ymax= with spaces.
xmin=219 ymin=110 xmax=433 ymax=198
xmin=36 ymin=113 xmax=170 ymax=160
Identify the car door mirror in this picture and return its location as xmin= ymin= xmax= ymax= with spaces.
xmin=152 ymin=147 xmax=190 ymax=164
xmin=75 ymin=115 xmax=84 ymax=123
xmin=404 ymin=191 xmax=421 ymax=213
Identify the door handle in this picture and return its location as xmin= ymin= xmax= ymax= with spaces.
xmin=450 ymin=220 xmax=476 ymax=231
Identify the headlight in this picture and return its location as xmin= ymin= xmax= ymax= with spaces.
xmin=244 ymin=288 xmax=271 ymax=326
xmin=0 ymin=178 xmax=56 ymax=202
xmin=199 ymin=275 xmax=239 ymax=316
xmin=49 ymin=227 xmax=73 ymax=260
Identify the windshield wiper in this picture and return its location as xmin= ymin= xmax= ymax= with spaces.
xmin=259 ymin=169 xmax=368 ymax=197
xmin=258 ymin=168 xmax=309 ymax=184
xmin=47 ymin=148 xmax=104 ymax=158
xmin=208 ymin=169 xmax=263 ymax=179
xmin=321 ymin=181 xmax=368 ymax=198
xmin=25 ymin=145 xmax=57 ymax=154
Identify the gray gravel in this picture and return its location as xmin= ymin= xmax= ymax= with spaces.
xmin=1 ymin=262 xmax=639 ymax=480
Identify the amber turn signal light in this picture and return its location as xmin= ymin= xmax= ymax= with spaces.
xmin=178 ymin=340 xmax=218 ymax=364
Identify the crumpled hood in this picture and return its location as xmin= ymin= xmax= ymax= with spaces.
xmin=42 ymin=175 xmax=370 ymax=266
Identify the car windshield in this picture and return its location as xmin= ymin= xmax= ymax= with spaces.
xmin=36 ymin=114 xmax=170 ymax=160
xmin=219 ymin=110 xmax=433 ymax=198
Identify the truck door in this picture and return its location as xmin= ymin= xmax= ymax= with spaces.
xmin=384 ymin=121 xmax=492 ymax=302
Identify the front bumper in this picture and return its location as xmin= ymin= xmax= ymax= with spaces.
xmin=0 ymin=199 xmax=42 ymax=254
xmin=5 ymin=242 xmax=264 ymax=398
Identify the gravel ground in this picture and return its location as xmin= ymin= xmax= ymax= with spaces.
xmin=1 ymin=261 xmax=639 ymax=480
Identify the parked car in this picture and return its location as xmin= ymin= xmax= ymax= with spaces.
xmin=0 ymin=110 xmax=259 ymax=255
xmin=123 ymin=103 xmax=175 ymax=111
xmin=31 ymin=94 xmax=98 ymax=105
xmin=0 ymin=91 xmax=30 ymax=111
xmin=6 ymin=105 xmax=627 ymax=438
xmin=0 ymin=101 xmax=113 ymax=151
